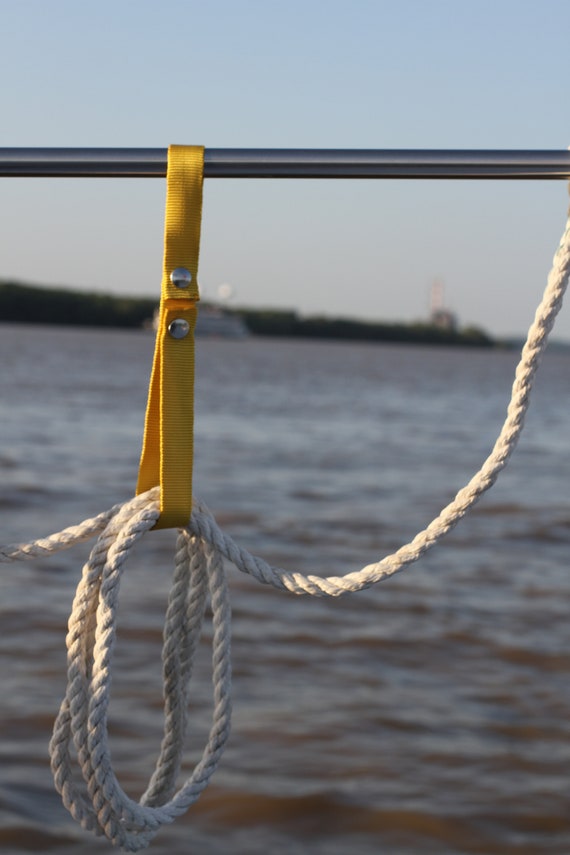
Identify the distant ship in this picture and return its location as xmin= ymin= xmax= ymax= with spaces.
xmin=195 ymin=304 xmax=249 ymax=338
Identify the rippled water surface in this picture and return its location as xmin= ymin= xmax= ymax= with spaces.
xmin=0 ymin=324 xmax=569 ymax=854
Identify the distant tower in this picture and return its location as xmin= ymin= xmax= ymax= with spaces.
xmin=430 ymin=278 xmax=444 ymax=314
xmin=429 ymin=279 xmax=457 ymax=331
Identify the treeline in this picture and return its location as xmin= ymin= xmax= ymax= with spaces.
xmin=0 ymin=281 xmax=156 ymax=328
xmin=236 ymin=308 xmax=494 ymax=347
xmin=0 ymin=281 xmax=495 ymax=347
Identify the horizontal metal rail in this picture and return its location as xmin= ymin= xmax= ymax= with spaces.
xmin=0 ymin=148 xmax=569 ymax=179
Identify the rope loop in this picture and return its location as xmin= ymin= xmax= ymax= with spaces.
xmin=48 ymin=491 xmax=232 ymax=851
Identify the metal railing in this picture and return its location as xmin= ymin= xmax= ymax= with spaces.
xmin=0 ymin=148 xmax=569 ymax=179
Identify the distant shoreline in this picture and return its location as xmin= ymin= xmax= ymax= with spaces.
xmin=0 ymin=279 xmax=496 ymax=348
xmin=235 ymin=307 xmax=494 ymax=348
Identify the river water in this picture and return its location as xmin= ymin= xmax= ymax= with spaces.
xmin=0 ymin=324 xmax=568 ymax=854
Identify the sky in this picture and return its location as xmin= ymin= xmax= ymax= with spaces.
xmin=1 ymin=0 xmax=570 ymax=339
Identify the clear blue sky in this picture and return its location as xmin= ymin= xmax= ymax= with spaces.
xmin=1 ymin=0 xmax=570 ymax=338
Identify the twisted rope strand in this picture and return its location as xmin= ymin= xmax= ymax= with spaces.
xmin=186 ymin=209 xmax=570 ymax=596
xmin=0 ymin=492 xmax=155 ymax=563
xmin=141 ymin=530 xmax=209 ymax=807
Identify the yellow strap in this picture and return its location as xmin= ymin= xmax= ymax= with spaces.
xmin=136 ymin=145 xmax=204 ymax=528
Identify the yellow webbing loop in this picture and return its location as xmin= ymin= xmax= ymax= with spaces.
xmin=136 ymin=145 xmax=204 ymax=528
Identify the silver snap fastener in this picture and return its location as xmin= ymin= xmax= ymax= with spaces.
xmin=168 ymin=318 xmax=190 ymax=339
xmin=170 ymin=267 xmax=192 ymax=289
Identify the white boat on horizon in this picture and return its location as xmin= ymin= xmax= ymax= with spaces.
xmin=195 ymin=304 xmax=249 ymax=338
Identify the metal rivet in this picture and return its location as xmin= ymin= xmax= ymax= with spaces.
xmin=170 ymin=267 xmax=192 ymax=289
xmin=168 ymin=318 xmax=190 ymax=339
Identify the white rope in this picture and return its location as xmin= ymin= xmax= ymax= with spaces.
xmin=48 ymin=494 xmax=232 ymax=850
xmin=187 ymin=203 xmax=570 ymax=595
xmin=1 ymin=198 xmax=569 ymax=849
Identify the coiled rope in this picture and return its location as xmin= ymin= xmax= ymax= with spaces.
xmin=1 ymin=199 xmax=570 ymax=849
